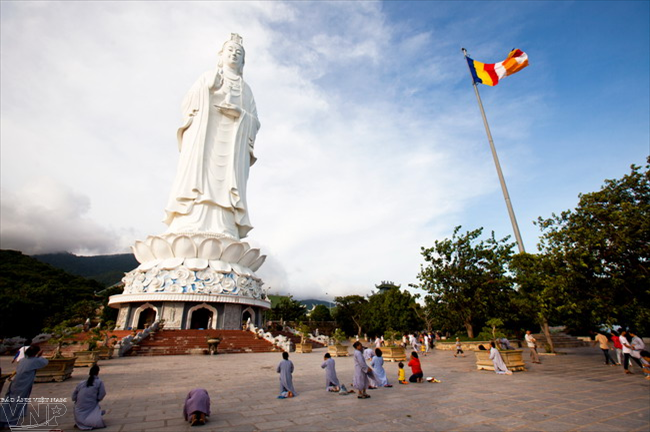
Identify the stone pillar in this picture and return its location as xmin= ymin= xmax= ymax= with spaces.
xmin=161 ymin=302 xmax=184 ymax=330
xmin=223 ymin=304 xmax=242 ymax=330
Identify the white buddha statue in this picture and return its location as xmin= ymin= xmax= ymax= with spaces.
xmin=164 ymin=33 xmax=260 ymax=240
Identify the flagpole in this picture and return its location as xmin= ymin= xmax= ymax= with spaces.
xmin=461 ymin=48 xmax=526 ymax=254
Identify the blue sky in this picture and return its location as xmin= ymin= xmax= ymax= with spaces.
xmin=1 ymin=1 xmax=648 ymax=300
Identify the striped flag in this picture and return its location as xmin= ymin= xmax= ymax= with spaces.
xmin=466 ymin=49 xmax=529 ymax=86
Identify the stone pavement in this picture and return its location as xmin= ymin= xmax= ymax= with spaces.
xmin=2 ymin=346 xmax=648 ymax=431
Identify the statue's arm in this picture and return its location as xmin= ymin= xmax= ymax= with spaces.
xmin=176 ymin=70 xmax=220 ymax=151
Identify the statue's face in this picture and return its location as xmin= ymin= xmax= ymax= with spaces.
xmin=221 ymin=41 xmax=244 ymax=70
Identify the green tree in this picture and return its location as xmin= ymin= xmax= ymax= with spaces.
xmin=537 ymin=160 xmax=650 ymax=334
xmin=511 ymin=252 xmax=578 ymax=352
xmin=364 ymin=286 xmax=421 ymax=336
xmin=333 ymin=295 xmax=368 ymax=337
xmin=266 ymin=295 xmax=306 ymax=322
xmin=309 ymin=304 xmax=333 ymax=321
xmin=413 ymin=226 xmax=515 ymax=338
xmin=0 ymin=250 xmax=105 ymax=338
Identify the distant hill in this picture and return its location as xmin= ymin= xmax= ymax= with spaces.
xmin=32 ymin=252 xmax=138 ymax=287
xmin=266 ymin=294 xmax=332 ymax=309
xmin=299 ymin=298 xmax=334 ymax=309
xmin=0 ymin=250 xmax=107 ymax=338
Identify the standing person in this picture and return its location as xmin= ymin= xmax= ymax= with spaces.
xmin=629 ymin=330 xmax=646 ymax=370
xmin=423 ymin=334 xmax=430 ymax=356
xmin=374 ymin=337 xmax=382 ymax=349
xmin=276 ymin=352 xmax=296 ymax=398
xmin=408 ymin=351 xmax=424 ymax=383
xmin=183 ymin=388 xmax=211 ymax=426
xmin=371 ymin=349 xmax=392 ymax=388
xmin=593 ymin=331 xmax=616 ymax=365
xmin=525 ymin=330 xmax=541 ymax=364
xmin=454 ymin=337 xmax=465 ymax=358
xmin=611 ymin=331 xmax=623 ymax=365
xmin=620 ymin=329 xmax=643 ymax=374
xmin=489 ymin=341 xmax=513 ymax=375
xmin=352 ymin=341 xmax=372 ymax=399
xmin=640 ymin=350 xmax=650 ymax=380
xmin=72 ymin=364 xmax=107 ymax=430
xmin=320 ymin=353 xmax=340 ymax=392
xmin=0 ymin=346 xmax=49 ymax=428
xmin=397 ymin=362 xmax=408 ymax=384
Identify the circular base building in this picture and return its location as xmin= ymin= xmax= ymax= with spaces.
xmin=108 ymin=233 xmax=270 ymax=330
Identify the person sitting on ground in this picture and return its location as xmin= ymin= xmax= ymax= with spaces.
xmin=408 ymin=351 xmax=424 ymax=383
xmin=397 ymin=362 xmax=408 ymax=384
xmin=72 ymin=364 xmax=107 ymax=430
xmin=321 ymin=353 xmax=340 ymax=392
xmin=489 ymin=341 xmax=513 ymax=375
xmin=183 ymin=388 xmax=210 ymax=426
xmin=371 ymin=348 xmax=392 ymax=387
xmin=0 ymin=345 xmax=49 ymax=428
xmin=276 ymin=352 xmax=297 ymax=398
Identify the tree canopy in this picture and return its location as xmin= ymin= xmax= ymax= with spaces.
xmin=413 ymin=227 xmax=515 ymax=338
xmin=0 ymin=250 xmax=108 ymax=338
xmin=536 ymin=160 xmax=650 ymax=333
xmin=266 ymin=295 xmax=307 ymax=322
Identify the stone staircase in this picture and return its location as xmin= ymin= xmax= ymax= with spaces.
xmin=270 ymin=331 xmax=326 ymax=349
xmin=533 ymin=332 xmax=590 ymax=348
xmin=125 ymin=329 xmax=276 ymax=356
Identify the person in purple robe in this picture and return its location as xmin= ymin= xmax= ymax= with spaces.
xmin=352 ymin=341 xmax=373 ymax=399
xmin=0 ymin=346 xmax=49 ymax=428
xmin=321 ymin=353 xmax=340 ymax=392
xmin=183 ymin=388 xmax=211 ymax=426
xmin=72 ymin=364 xmax=107 ymax=430
xmin=276 ymin=352 xmax=296 ymax=398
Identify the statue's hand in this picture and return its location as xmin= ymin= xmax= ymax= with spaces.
xmin=217 ymin=103 xmax=242 ymax=119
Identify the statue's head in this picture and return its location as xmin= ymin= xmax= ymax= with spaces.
xmin=219 ymin=33 xmax=245 ymax=75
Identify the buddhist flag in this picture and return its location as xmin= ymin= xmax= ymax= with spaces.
xmin=466 ymin=49 xmax=529 ymax=86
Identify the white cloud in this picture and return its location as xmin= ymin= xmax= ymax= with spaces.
xmin=0 ymin=178 xmax=124 ymax=255
xmin=1 ymin=1 xmax=556 ymax=300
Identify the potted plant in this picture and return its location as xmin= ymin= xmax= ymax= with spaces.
xmin=35 ymin=321 xmax=79 ymax=382
xmin=295 ymin=323 xmax=313 ymax=353
xmin=207 ymin=335 xmax=222 ymax=355
xmin=75 ymin=321 xmax=116 ymax=365
xmin=95 ymin=321 xmax=118 ymax=360
xmin=328 ymin=328 xmax=349 ymax=357
xmin=381 ymin=329 xmax=407 ymax=362
xmin=474 ymin=342 xmax=526 ymax=372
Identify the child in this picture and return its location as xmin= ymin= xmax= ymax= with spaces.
xmin=408 ymin=351 xmax=424 ymax=383
xmin=321 ymin=353 xmax=340 ymax=392
xmin=276 ymin=352 xmax=297 ymax=398
xmin=454 ymin=337 xmax=465 ymax=357
xmin=397 ymin=362 xmax=408 ymax=384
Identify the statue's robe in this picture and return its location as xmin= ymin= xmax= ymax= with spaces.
xmin=164 ymin=69 xmax=260 ymax=239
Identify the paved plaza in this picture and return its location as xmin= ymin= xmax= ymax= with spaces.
xmin=2 ymin=345 xmax=649 ymax=431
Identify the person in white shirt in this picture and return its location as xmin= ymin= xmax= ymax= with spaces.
xmin=620 ymin=329 xmax=643 ymax=374
xmin=525 ymin=330 xmax=541 ymax=364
